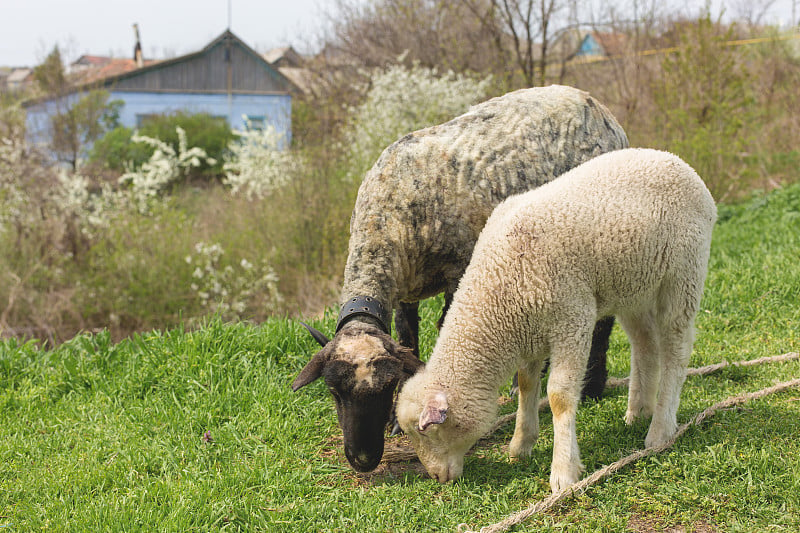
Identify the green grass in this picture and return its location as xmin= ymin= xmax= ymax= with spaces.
xmin=1 ymin=183 xmax=799 ymax=532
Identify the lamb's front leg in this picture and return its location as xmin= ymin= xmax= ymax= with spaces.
xmin=546 ymin=341 xmax=588 ymax=492
xmin=509 ymin=359 xmax=544 ymax=458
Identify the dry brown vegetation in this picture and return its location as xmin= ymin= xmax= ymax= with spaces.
xmin=1 ymin=2 xmax=799 ymax=343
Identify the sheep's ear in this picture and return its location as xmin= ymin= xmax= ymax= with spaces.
xmin=299 ymin=321 xmax=330 ymax=347
xmin=419 ymin=391 xmax=449 ymax=430
xmin=291 ymin=345 xmax=331 ymax=392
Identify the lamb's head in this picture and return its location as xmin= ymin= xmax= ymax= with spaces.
xmin=292 ymin=321 xmax=423 ymax=472
xmin=396 ymin=376 xmax=481 ymax=483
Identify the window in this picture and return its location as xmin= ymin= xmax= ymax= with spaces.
xmin=135 ymin=113 xmax=159 ymax=127
xmin=244 ymin=115 xmax=266 ymax=131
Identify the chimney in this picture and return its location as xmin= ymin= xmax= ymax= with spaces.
xmin=133 ymin=23 xmax=143 ymax=68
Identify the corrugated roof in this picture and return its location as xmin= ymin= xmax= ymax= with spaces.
xmin=70 ymin=57 xmax=159 ymax=85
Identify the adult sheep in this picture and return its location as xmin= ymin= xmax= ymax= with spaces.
xmin=396 ymin=148 xmax=717 ymax=491
xmin=292 ymin=85 xmax=629 ymax=473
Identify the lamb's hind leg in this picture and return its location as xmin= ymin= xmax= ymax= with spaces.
xmin=618 ymin=310 xmax=661 ymax=425
xmin=645 ymin=322 xmax=694 ymax=448
xmin=509 ymin=358 xmax=544 ymax=458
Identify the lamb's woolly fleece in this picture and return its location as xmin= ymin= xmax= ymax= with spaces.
xmin=397 ymin=148 xmax=717 ymax=488
xmin=341 ymin=84 xmax=629 ymax=308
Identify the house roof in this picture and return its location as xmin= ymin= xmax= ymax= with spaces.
xmin=72 ymin=55 xmax=114 ymax=67
xmin=263 ymin=46 xmax=304 ymax=68
xmin=277 ymin=66 xmax=313 ymax=93
xmin=7 ymin=68 xmax=33 ymax=83
xmin=263 ymin=47 xmax=291 ymax=64
xmin=70 ymin=57 xmax=160 ymax=85
xmin=92 ymin=29 xmax=294 ymax=93
xmin=591 ymin=32 xmax=628 ymax=55
xmin=24 ymin=29 xmax=295 ymax=106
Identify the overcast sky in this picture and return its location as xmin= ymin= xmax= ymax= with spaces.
xmin=1 ymin=0 xmax=797 ymax=68
xmin=0 ymin=0 xmax=337 ymax=67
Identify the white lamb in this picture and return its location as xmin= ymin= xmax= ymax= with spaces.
xmin=396 ymin=148 xmax=717 ymax=491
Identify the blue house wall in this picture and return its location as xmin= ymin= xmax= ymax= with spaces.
xmin=112 ymin=91 xmax=292 ymax=139
xmin=25 ymin=91 xmax=292 ymax=151
xmin=24 ymin=94 xmax=81 ymax=148
xmin=576 ymin=35 xmax=604 ymax=57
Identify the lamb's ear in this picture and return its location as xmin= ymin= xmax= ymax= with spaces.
xmin=419 ymin=391 xmax=449 ymax=430
xmin=390 ymin=342 xmax=425 ymax=376
xmin=291 ymin=345 xmax=332 ymax=392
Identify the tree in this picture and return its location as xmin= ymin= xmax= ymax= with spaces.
xmin=652 ymin=14 xmax=756 ymax=199
xmin=32 ymin=46 xmax=68 ymax=97
xmin=327 ymin=0 xmax=592 ymax=89
xmin=50 ymin=91 xmax=122 ymax=170
xmin=33 ymin=46 xmax=122 ymax=169
xmin=327 ymin=0 xmax=506 ymax=75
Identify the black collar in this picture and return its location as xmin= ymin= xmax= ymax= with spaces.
xmin=335 ymin=296 xmax=391 ymax=334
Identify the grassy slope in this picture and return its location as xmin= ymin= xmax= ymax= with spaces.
xmin=1 ymin=184 xmax=799 ymax=532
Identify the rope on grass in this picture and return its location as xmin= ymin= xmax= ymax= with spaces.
xmin=458 ymin=377 xmax=800 ymax=533
xmin=605 ymin=352 xmax=799 ymax=389
xmin=384 ymin=353 xmax=800 ymax=462
xmin=482 ymin=352 xmax=799 ymax=438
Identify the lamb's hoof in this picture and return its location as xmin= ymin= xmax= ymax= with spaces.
xmin=644 ymin=423 xmax=677 ymax=449
xmin=508 ymin=434 xmax=538 ymax=458
xmin=549 ymin=462 xmax=583 ymax=493
xmin=624 ymin=406 xmax=653 ymax=426
xmin=508 ymin=442 xmax=532 ymax=459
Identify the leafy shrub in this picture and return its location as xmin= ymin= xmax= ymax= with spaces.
xmin=652 ymin=15 xmax=756 ymax=200
xmin=89 ymin=111 xmax=235 ymax=178
xmin=86 ymin=126 xmax=151 ymax=171
xmin=119 ymin=126 xmax=217 ymax=210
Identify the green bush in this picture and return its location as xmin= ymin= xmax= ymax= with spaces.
xmin=86 ymin=126 xmax=151 ymax=172
xmin=89 ymin=111 xmax=235 ymax=179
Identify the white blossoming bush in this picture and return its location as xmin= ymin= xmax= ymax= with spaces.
xmin=345 ymin=61 xmax=492 ymax=181
xmin=120 ymin=126 xmax=216 ymax=211
xmin=186 ymin=241 xmax=283 ymax=320
xmin=0 ymin=138 xmax=29 ymax=234
xmin=54 ymin=170 xmax=121 ymax=236
xmin=223 ymin=123 xmax=300 ymax=200
xmin=52 ymin=126 xmax=219 ymax=236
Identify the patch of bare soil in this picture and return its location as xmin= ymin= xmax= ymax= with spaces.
xmin=320 ymin=433 xmax=429 ymax=487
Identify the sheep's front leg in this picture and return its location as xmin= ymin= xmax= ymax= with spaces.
xmin=395 ymin=302 xmax=420 ymax=357
xmin=509 ymin=359 xmax=544 ymax=458
xmin=547 ymin=341 xmax=588 ymax=492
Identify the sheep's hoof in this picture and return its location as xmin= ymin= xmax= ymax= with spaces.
xmin=389 ymin=421 xmax=403 ymax=437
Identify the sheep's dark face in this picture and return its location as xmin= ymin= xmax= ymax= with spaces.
xmin=292 ymin=322 xmax=423 ymax=472
xmin=323 ymin=351 xmax=401 ymax=471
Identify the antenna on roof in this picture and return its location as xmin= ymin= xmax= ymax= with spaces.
xmin=133 ymin=23 xmax=143 ymax=68
xmin=228 ymin=0 xmax=232 ymax=29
